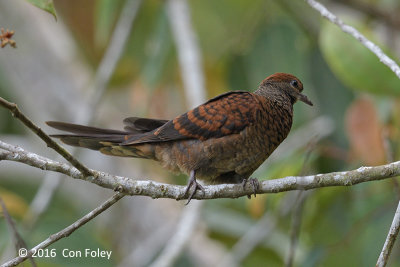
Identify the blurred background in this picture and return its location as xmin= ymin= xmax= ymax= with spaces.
xmin=1 ymin=0 xmax=400 ymax=266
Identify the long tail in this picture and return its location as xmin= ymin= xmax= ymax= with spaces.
xmin=46 ymin=120 xmax=163 ymax=159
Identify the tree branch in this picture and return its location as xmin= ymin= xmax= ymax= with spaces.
xmin=305 ymin=1 xmax=400 ymax=264
xmin=1 ymin=140 xmax=400 ymax=200
xmin=376 ymin=200 xmax=400 ymax=267
xmin=305 ymin=0 xmax=400 ymax=80
xmin=26 ymin=0 xmax=143 ymax=228
xmin=0 ymin=196 xmax=36 ymax=267
xmin=220 ymin=143 xmax=316 ymax=266
xmin=1 ymin=192 xmax=125 ymax=267
xmin=333 ymin=0 xmax=400 ymax=30
xmin=147 ymin=1 xmax=208 ymax=266
xmin=0 ymin=97 xmax=93 ymax=177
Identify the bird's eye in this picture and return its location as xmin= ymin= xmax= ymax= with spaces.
xmin=290 ymin=80 xmax=298 ymax=88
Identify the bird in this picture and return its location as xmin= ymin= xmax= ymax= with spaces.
xmin=47 ymin=73 xmax=313 ymax=203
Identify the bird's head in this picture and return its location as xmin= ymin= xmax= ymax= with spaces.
xmin=257 ymin=73 xmax=313 ymax=106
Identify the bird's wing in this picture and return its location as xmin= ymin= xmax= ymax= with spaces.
xmin=122 ymin=91 xmax=260 ymax=145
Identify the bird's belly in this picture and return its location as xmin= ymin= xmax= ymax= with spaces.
xmin=153 ymin=126 xmax=278 ymax=184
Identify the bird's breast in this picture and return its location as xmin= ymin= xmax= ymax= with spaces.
xmin=153 ymin=102 xmax=293 ymax=183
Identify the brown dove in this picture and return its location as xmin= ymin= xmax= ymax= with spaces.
xmin=47 ymin=73 xmax=313 ymax=202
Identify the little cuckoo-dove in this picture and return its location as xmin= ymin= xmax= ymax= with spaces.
xmin=47 ymin=73 xmax=313 ymax=202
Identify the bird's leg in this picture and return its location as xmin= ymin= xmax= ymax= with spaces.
xmin=241 ymin=177 xmax=260 ymax=199
xmin=184 ymin=170 xmax=204 ymax=205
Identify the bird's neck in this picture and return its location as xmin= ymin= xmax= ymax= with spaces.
xmin=254 ymin=85 xmax=293 ymax=111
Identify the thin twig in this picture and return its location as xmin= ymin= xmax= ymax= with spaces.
xmin=0 ymin=97 xmax=93 ymax=177
xmin=1 ymin=192 xmax=125 ymax=267
xmin=305 ymin=0 xmax=400 ymax=79
xmin=1 ymin=141 xmax=400 ymax=200
xmin=0 ymin=197 xmax=36 ymax=267
xmin=334 ymin=0 xmax=400 ymax=30
xmin=305 ymin=1 xmax=400 ymax=264
xmin=376 ymin=201 xmax=400 ymax=267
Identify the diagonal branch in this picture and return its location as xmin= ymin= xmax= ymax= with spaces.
xmin=0 ymin=197 xmax=36 ymax=267
xmin=376 ymin=200 xmax=400 ymax=267
xmin=305 ymin=0 xmax=400 ymax=79
xmin=0 ymin=97 xmax=93 ymax=177
xmin=146 ymin=1 xmax=208 ymax=266
xmin=306 ymin=1 xmax=400 ymax=265
xmin=26 ymin=0 xmax=143 ymax=228
xmin=1 ymin=141 xmax=400 ymax=200
xmin=1 ymin=192 xmax=125 ymax=267
xmin=334 ymin=0 xmax=400 ymax=30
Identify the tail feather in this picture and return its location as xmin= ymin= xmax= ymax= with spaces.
xmin=50 ymin=135 xmax=124 ymax=150
xmin=123 ymin=117 xmax=168 ymax=133
xmin=46 ymin=121 xmax=127 ymax=135
xmin=46 ymin=120 xmax=156 ymax=159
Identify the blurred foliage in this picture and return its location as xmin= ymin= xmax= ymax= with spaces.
xmin=0 ymin=188 xmax=28 ymax=219
xmin=25 ymin=0 xmax=57 ymax=19
xmin=320 ymin=19 xmax=400 ymax=96
xmin=345 ymin=96 xmax=386 ymax=165
xmin=1 ymin=0 xmax=400 ymax=266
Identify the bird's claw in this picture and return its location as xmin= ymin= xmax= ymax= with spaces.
xmin=182 ymin=170 xmax=204 ymax=205
xmin=242 ymin=177 xmax=260 ymax=199
xmin=184 ymin=180 xmax=204 ymax=205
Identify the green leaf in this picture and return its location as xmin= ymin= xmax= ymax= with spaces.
xmin=25 ymin=0 xmax=57 ymax=20
xmin=319 ymin=20 xmax=400 ymax=96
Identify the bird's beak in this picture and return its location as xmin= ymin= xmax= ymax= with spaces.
xmin=294 ymin=91 xmax=313 ymax=106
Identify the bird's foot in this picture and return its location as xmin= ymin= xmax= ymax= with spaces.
xmin=242 ymin=177 xmax=260 ymax=199
xmin=183 ymin=170 xmax=204 ymax=205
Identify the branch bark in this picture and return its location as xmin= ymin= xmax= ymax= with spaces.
xmin=1 ymin=193 xmax=125 ymax=267
xmin=334 ymin=0 xmax=400 ymax=30
xmin=146 ymin=1 xmax=208 ymax=266
xmin=26 ymin=0 xmax=143 ymax=228
xmin=0 ymin=96 xmax=92 ymax=177
xmin=305 ymin=0 xmax=400 ymax=80
xmin=1 ymin=141 xmax=399 ymax=201
xmin=0 ymin=197 xmax=36 ymax=267
xmin=376 ymin=200 xmax=400 ymax=267
xmin=305 ymin=1 xmax=400 ymax=264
